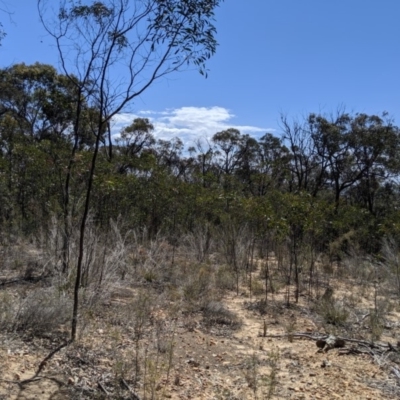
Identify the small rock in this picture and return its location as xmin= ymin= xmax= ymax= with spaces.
xmin=187 ymin=358 xmax=200 ymax=367
xmin=325 ymin=335 xmax=345 ymax=350
xmin=321 ymin=360 xmax=331 ymax=368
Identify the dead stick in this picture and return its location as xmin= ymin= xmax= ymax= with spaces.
xmin=98 ymin=381 xmax=109 ymax=395
xmin=263 ymin=332 xmax=391 ymax=350
xmin=121 ymin=378 xmax=141 ymax=399
xmin=19 ymin=340 xmax=71 ymax=386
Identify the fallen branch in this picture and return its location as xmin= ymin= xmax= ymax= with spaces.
xmin=121 ymin=378 xmax=141 ymax=400
xmin=0 ymin=377 xmax=42 ymax=385
xmin=263 ymin=332 xmax=396 ymax=352
xmin=0 ymin=272 xmax=52 ymax=287
xmin=391 ymin=367 xmax=400 ymax=380
xmin=337 ymin=347 xmax=369 ymax=356
xmin=98 ymin=381 xmax=110 ymax=396
xmin=18 ymin=340 xmax=71 ymax=386
xmin=262 ymin=332 xmax=323 ymax=341
xmin=0 ymin=375 xmax=66 ymax=388
xmin=35 ymin=340 xmax=72 ymax=376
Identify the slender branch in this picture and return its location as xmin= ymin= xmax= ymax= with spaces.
xmin=263 ymin=332 xmax=393 ymax=350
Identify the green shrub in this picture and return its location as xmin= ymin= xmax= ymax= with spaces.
xmin=11 ymin=289 xmax=71 ymax=336
xmin=202 ymin=300 xmax=241 ymax=329
xmin=215 ymin=265 xmax=236 ymax=291
xmin=317 ymin=299 xmax=349 ymax=326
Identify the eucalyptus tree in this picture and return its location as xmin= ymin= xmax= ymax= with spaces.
xmin=0 ymin=63 xmax=83 ymax=238
xmin=255 ymin=133 xmax=291 ymax=195
xmin=155 ymin=137 xmax=184 ymax=176
xmin=0 ymin=63 xmax=76 ymax=140
xmin=233 ymin=134 xmax=259 ymax=190
xmin=308 ymin=112 xmax=359 ymax=208
xmin=308 ymin=112 xmax=400 ymax=212
xmin=116 ymin=117 xmax=155 ymax=174
xmin=212 ymin=128 xmax=243 ymax=176
xmin=0 ymin=1 xmax=10 ymax=46
xmin=38 ymin=0 xmax=224 ymax=342
xmin=348 ymin=113 xmax=400 ymax=216
xmin=188 ymin=138 xmax=219 ymax=188
xmin=280 ymin=116 xmax=314 ymax=194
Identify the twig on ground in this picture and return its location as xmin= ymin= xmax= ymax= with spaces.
xmin=17 ymin=340 xmax=71 ymax=386
xmin=98 ymin=381 xmax=109 ymax=395
xmin=263 ymin=331 xmax=394 ymax=350
xmin=121 ymin=378 xmax=141 ymax=399
xmin=391 ymin=367 xmax=400 ymax=380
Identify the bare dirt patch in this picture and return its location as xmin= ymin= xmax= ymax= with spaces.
xmin=1 ymin=285 xmax=399 ymax=399
xmin=1 ymin=252 xmax=400 ymax=399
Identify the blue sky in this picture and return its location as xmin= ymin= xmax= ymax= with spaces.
xmin=1 ymin=0 xmax=400 ymax=145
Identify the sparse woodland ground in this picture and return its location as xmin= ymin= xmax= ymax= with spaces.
xmin=1 ymin=227 xmax=400 ymax=400
xmin=2 ymin=4 xmax=400 ymax=399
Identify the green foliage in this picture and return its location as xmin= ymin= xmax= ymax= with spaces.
xmin=202 ymin=300 xmax=241 ymax=329
xmin=0 ymin=22 xmax=5 ymax=45
xmin=151 ymin=0 xmax=222 ymax=76
xmin=317 ymin=298 xmax=349 ymax=327
xmin=215 ymin=265 xmax=237 ymax=291
xmin=183 ymin=265 xmax=214 ymax=309
xmin=369 ymin=311 xmax=384 ymax=342
xmin=0 ymin=289 xmax=71 ymax=336
xmin=1 ymin=69 xmax=400 ymax=261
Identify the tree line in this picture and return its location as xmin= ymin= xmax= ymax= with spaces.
xmin=1 ymin=62 xmax=400 ymax=258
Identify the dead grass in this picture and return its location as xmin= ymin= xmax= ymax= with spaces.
xmin=1 ymin=234 xmax=400 ymax=399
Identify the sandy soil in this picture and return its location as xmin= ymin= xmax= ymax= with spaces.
xmin=1 ymin=277 xmax=399 ymax=399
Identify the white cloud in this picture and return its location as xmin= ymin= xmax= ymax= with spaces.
xmin=111 ymin=106 xmax=272 ymax=147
